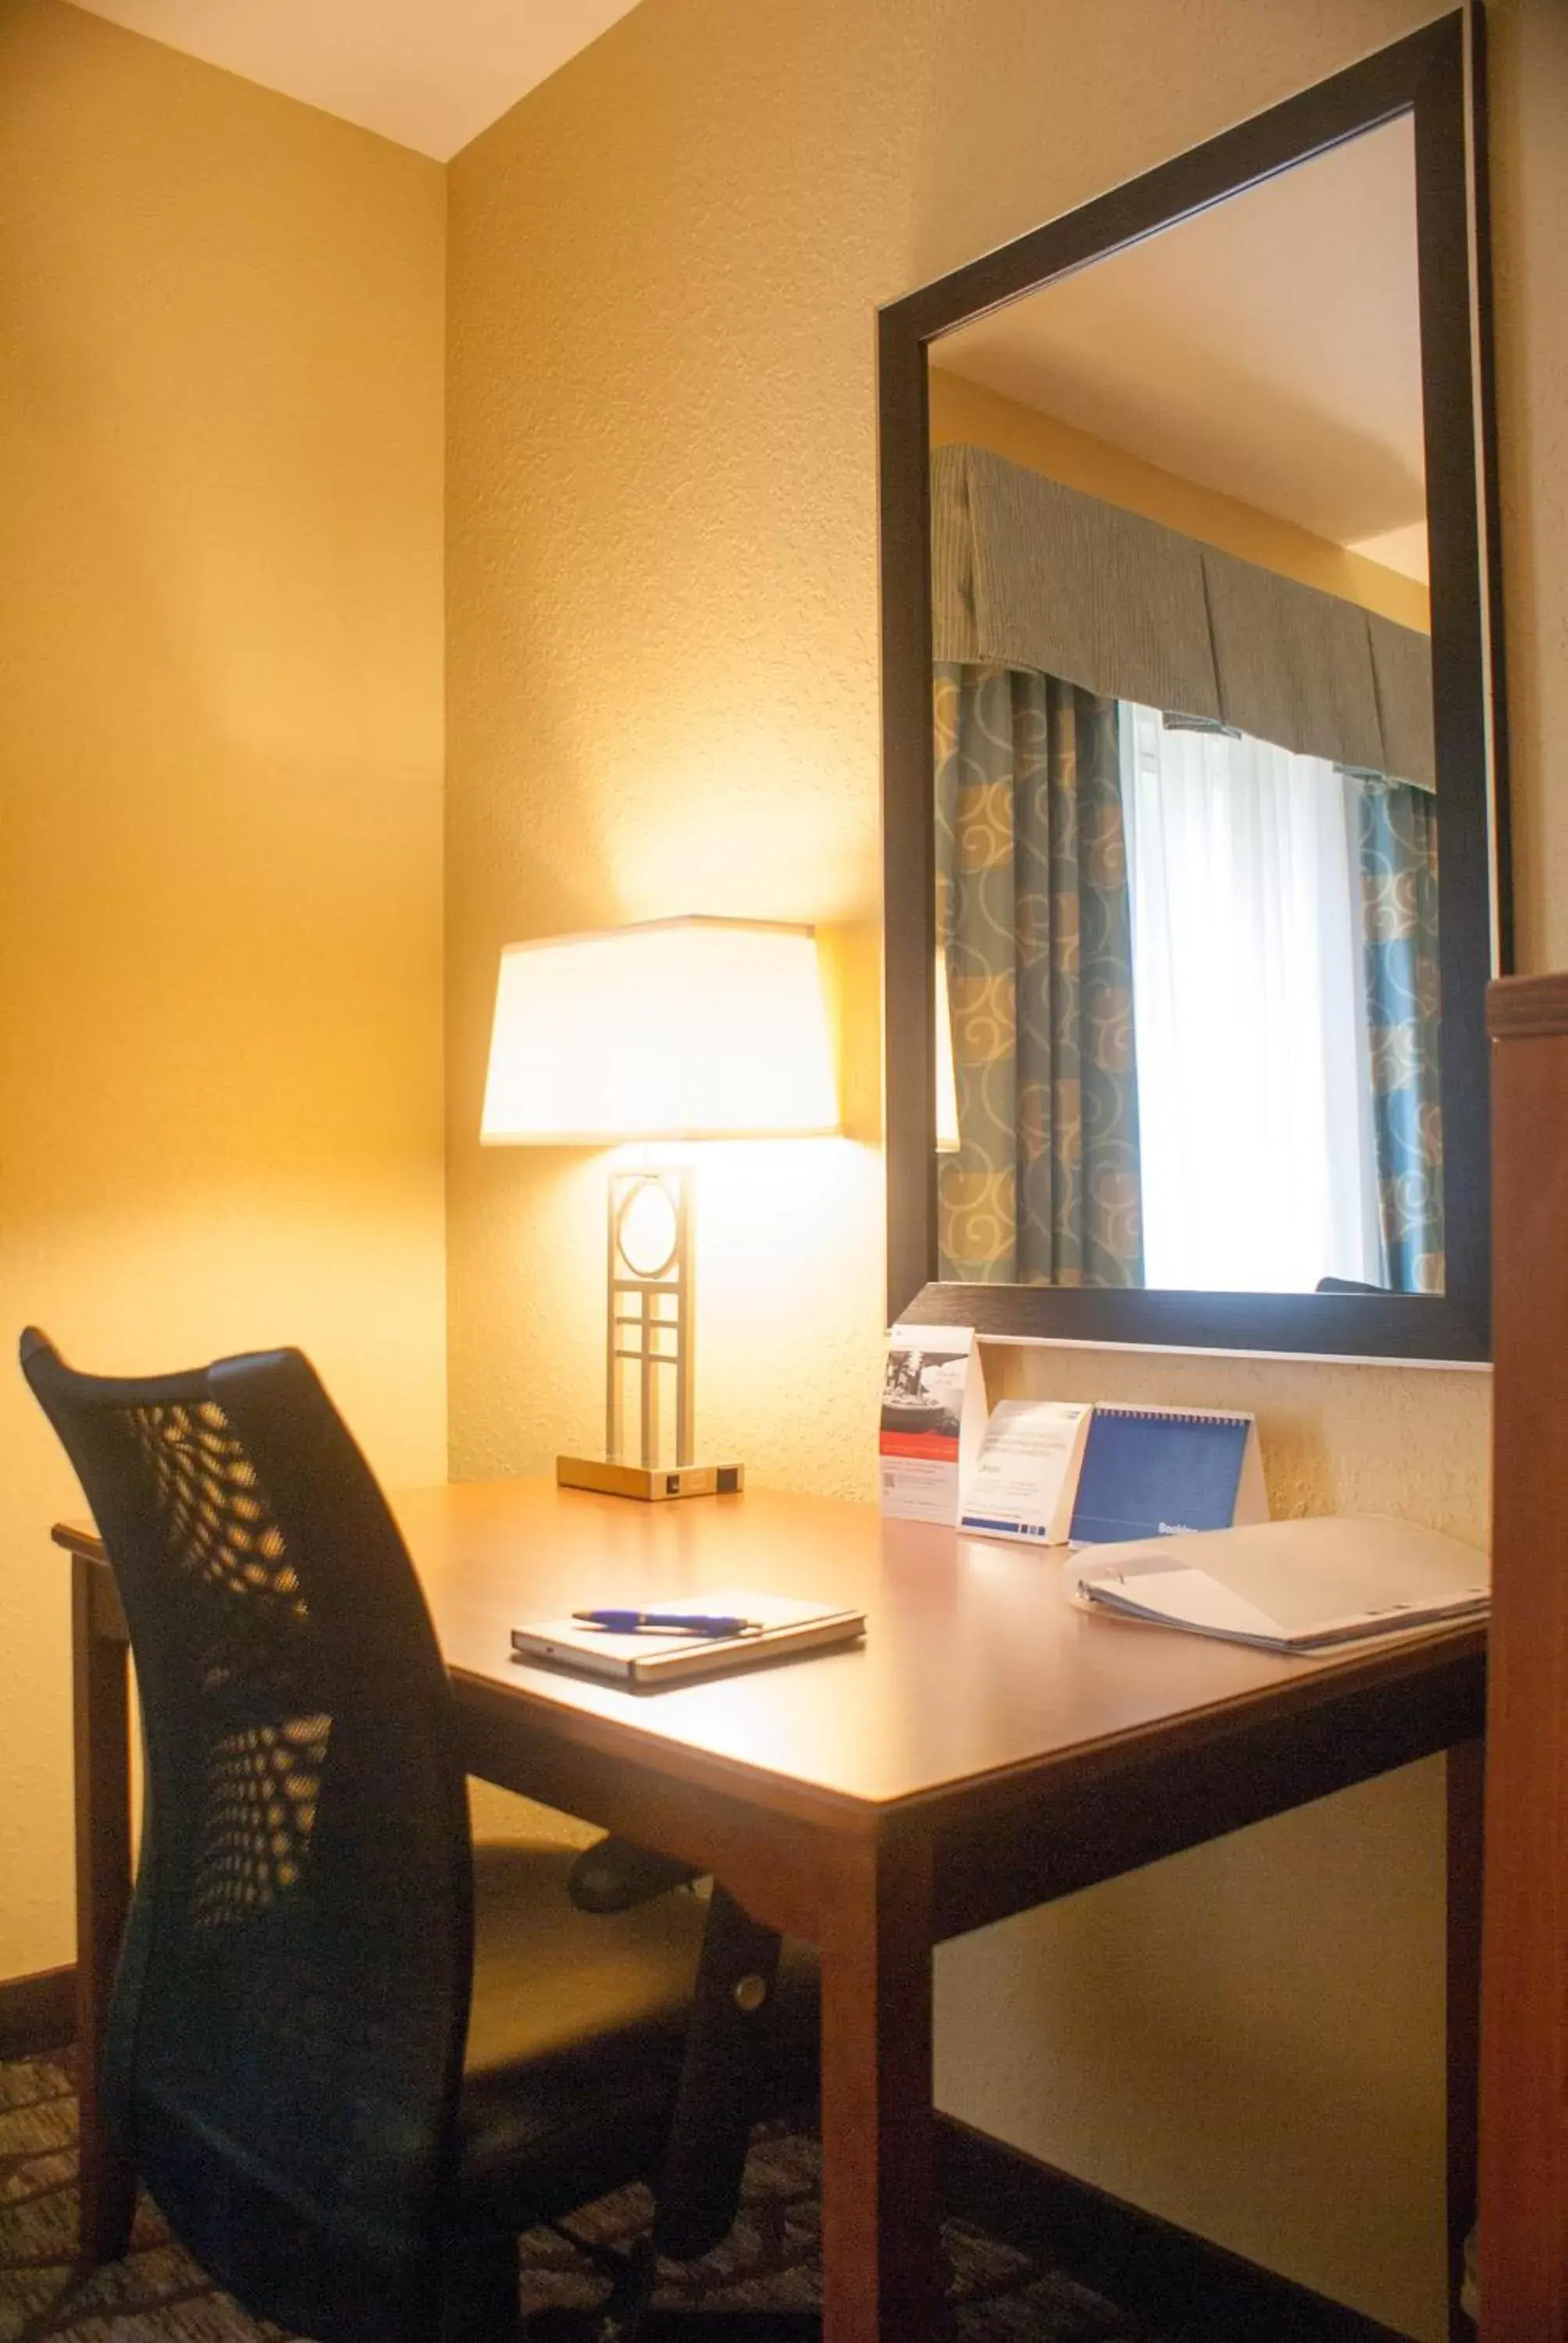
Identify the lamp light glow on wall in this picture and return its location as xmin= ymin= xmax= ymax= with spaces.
xmin=481 ymin=916 xmax=840 ymax=1500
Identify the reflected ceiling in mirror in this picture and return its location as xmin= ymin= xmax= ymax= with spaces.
xmin=934 ymin=120 xmax=1426 ymax=592
xmin=925 ymin=120 xmax=1445 ymax=1301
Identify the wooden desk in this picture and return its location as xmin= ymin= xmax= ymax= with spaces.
xmin=56 ymin=1480 xmax=1486 ymax=2343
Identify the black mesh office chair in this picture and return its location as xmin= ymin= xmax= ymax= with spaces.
xmin=20 ymin=1332 xmax=821 ymax=2343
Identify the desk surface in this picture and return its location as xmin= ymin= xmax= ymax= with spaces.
xmin=58 ymin=1477 xmax=1486 ymax=1824
xmin=56 ymin=1475 xmax=1488 ymax=2338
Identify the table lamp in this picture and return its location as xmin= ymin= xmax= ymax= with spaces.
xmin=480 ymin=915 xmax=840 ymax=1500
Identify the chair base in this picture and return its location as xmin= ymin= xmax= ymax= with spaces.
xmin=524 ymin=2315 xmax=820 ymax=2342
xmin=636 ymin=2321 xmax=820 ymax=2341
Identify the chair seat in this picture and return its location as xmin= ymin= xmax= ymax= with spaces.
xmin=453 ymin=1841 xmax=818 ymax=2231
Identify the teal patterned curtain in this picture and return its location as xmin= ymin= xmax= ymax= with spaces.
xmin=934 ymin=661 xmax=1143 ymax=1286
xmin=1357 ymin=778 xmax=1443 ymax=1292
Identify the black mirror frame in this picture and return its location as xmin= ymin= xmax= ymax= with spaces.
xmin=878 ymin=9 xmax=1509 ymax=1365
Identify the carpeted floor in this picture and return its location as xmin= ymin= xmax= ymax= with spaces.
xmin=0 ymin=2050 xmax=1174 ymax=2343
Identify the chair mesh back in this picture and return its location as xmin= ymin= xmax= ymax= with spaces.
xmin=22 ymin=1334 xmax=472 ymax=2341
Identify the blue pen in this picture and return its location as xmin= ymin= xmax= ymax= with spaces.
xmin=572 ymin=1608 xmax=763 ymax=1637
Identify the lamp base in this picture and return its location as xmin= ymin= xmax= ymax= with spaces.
xmin=556 ymin=1455 xmax=746 ymax=1503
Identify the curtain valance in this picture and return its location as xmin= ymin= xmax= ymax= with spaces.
xmin=930 ymin=443 xmax=1434 ymax=792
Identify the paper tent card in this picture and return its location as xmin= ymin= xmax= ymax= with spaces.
xmin=877 ymin=1324 xmax=985 ymax=1526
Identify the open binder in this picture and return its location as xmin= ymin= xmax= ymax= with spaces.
xmin=1067 ymin=1516 xmax=1489 ymax=1652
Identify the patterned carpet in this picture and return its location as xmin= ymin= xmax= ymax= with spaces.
xmin=0 ymin=2050 xmax=1176 ymax=2343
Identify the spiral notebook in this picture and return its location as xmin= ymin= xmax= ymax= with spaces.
xmin=1067 ymin=1404 xmax=1268 ymax=1546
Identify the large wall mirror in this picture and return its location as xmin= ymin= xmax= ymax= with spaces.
xmin=880 ymin=12 xmax=1506 ymax=1363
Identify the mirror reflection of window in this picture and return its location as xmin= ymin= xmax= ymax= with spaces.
xmin=1119 ymin=707 xmax=1440 ymax=1295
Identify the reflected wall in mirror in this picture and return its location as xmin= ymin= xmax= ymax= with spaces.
xmin=880 ymin=13 xmax=1506 ymax=1363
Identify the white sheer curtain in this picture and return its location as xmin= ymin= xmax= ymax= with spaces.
xmin=1119 ymin=702 xmax=1381 ymax=1293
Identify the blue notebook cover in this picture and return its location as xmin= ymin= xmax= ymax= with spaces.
xmin=1068 ymin=1409 xmax=1251 ymax=1546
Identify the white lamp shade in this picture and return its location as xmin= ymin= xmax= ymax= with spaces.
xmin=481 ymin=916 xmax=841 ymax=1145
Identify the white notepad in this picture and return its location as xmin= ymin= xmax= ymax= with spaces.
xmin=1067 ymin=1516 xmax=1489 ymax=1652
xmin=510 ymin=1589 xmax=866 ymax=1686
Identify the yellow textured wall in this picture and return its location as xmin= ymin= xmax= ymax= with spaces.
xmin=929 ymin=366 xmax=1432 ymax=629
xmin=0 ymin=2 xmax=449 ymax=1975
xmin=446 ymin=2 xmax=1568 ymax=2333
xmin=1491 ymin=0 xmax=1568 ymax=975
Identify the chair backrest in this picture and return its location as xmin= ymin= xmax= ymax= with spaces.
xmin=21 ymin=1332 xmax=472 ymax=2341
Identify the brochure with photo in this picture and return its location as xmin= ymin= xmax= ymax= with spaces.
xmin=878 ymin=1323 xmax=982 ymax=1525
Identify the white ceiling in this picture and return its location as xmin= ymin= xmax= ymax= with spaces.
xmin=935 ymin=119 xmax=1427 ymax=564
xmin=68 ymin=0 xmax=647 ymax=160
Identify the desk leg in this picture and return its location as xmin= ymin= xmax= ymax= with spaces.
xmin=72 ymin=1553 xmax=136 ymax=2264
xmin=818 ymin=1827 xmax=943 ymax=2343
xmin=1447 ymin=1737 xmax=1483 ymax=2343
